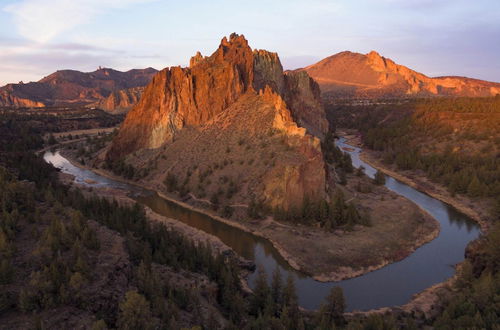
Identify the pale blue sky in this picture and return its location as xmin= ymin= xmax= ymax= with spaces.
xmin=0 ymin=0 xmax=499 ymax=85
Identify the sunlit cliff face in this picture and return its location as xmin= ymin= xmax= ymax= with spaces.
xmin=106 ymin=33 xmax=328 ymax=211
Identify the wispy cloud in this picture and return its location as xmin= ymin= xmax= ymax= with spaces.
xmin=3 ymin=0 xmax=156 ymax=43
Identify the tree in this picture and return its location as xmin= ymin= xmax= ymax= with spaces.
xmin=91 ymin=319 xmax=108 ymax=330
xmin=342 ymin=153 xmax=354 ymax=173
xmin=282 ymin=275 xmax=301 ymax=329
xmin=164 ymin=173 xmax=178 ymax=192
xmin=47 ymin=134 xmax=57 ymax=145
xmin=318 ymin=286 xmax=345 ymax=327
xmin=330 ymin=191 xmax=346 ymax=227
xmin=373 ymin=170 xmax=386 ymax=185
xmin=270 ymin=267 xmax=283 ymax=315
xmin=221 ymin=205 xmax=233 ymax=218
xmin=494 ymin=197 xmax=500 ymax=219
xmin=467 ymin=175 xmax=483 ymax=197
xmin=283 ymin=274 xmax=298 ymax=308
xmin=344 ymin=203 xmax=360 ymax=230
xmin=248 ymin=198 xmax=264 ymax=219
xmin=338 ymin=171 xmax=347 ymax=185
xmin=69 ymin=272 xmax=85 ymax=291
xmin=250 ymin=267 xmax=270 ymax=316
xmin=117 ymin=291 xmax=154 ymax=330
xmin=455 ymin=260 xmax=474 ymax=289
xmin=210 ymin=193 xmax=220 ymax=210
xmin=484 ymin=222 xmax=500 ymax=271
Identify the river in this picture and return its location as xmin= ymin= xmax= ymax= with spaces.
xmin=43 ymin=138 xmax=480 ymax=311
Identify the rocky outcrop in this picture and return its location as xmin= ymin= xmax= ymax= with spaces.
xmin=0 ymin=86 xmax=45 ymax=107
xmin=284 ymin=71 xmax=329 ymax=136
xmin=108 ymin=33 xmax=328 ymax=210
xmin=94 ymin=86 xmax=145 ymax=114
xmin=259 ymin=86 xmax=325 ymax=209
xmin=0 ymin=67 xmax=157 ymax=108
xmin=252 ymin=50 xmax=328 ymax=136
xmin=302 ymin=50 xmax=500 ymax=98
xmin=109 ymin=33 xmax=328 ymax=160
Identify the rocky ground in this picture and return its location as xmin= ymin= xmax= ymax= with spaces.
xmin=60 ymin=136 xmax=439 ymax=282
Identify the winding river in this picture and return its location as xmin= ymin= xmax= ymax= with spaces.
xmin=43 ymin=138 xmax=480 ymax=312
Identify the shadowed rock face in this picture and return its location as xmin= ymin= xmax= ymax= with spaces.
xmin=108 ymin=33 xmax=328 ymax=210
xmin=302 ymin=50 xmax=500 ymax=98
xmin=0 ymin=68 xmax=157 ymax=108
xmin=94 ymin=87 xmax=145 ymax=114
xmin=109 ymin=33 xmax=328 ymax=160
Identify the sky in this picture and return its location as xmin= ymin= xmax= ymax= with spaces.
xmin=0 ymin=0 xmax=499 ymax=86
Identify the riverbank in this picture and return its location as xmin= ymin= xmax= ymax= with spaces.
xmin=57 ymin=147 xmax=439 ymax=283
xmin=336 ymin=130 xmax=486 ymax=317
xmin=58 ymin=168 xmax=255 ymax=293
xmin=338 ymin=132 xmax=489 ymax=233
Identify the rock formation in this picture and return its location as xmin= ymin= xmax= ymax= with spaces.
xmin=301 ymin=50 xmax=500 ymax=98
xmin=94 ymin=86 xmax=145 ymax=114
xmin=0 ymin=67 xmax=157 ymax=109
xmin=107 ymin=33 xmax=328 ymax=210
xmin=109 ymin=33 xmax=328 ymax=159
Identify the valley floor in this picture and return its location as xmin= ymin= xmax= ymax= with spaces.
xmin=338 ymin=129 xmax=490 ymax=233
xmin=59 ymin=140 xmax=439 ymax=282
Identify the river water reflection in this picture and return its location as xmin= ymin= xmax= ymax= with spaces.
xmin=44 ymin=140 xmax=479 ymax=311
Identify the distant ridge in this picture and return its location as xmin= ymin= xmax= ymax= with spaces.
xmin=300 ymin=51 xmax=500 ymax=98
xmin=0 ymin=67 xmax=158 ymax=110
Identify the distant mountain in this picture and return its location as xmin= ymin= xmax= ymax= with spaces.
xmin=300 ymin=51 xmax=500 ymax=98
xmin=0 ymin=67 xmax=158 ymax=109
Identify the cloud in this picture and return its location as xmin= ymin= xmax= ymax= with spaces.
xmin=3 ymin=0 xmax=156 ymax=43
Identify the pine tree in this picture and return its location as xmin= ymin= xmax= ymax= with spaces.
xmin=0 ymin=259 xmax=13 ymax=284
xmin=270 ymin=267 xmax=283 ymax=315
xmin=318 ymin=286 xmax=346 ymax=327
xmin=117 ymin=291 xmax=154 ymax=330
xmin=342 ymin=153 xmax=354 ymax=173
xmin=467 ymin=175 xmax=483 ymax=197
xmin=344 ymin=203 xmax=360 ymax=230
xmin=330 ymin=191 xmax=346 ymax=226
xmin=283 ymin=274 xmax=298 ymax=308
xmin=47 ymin=134 xmax=57 ymax=145
xmin=91 ymin=320 xmax=108 ymax=330
xmin=373 ymin=170 xmax=386 ymax=185
xmin=338 ymin=171 xmax=347 ymax=185
xmin=282 ymin=274 xmax=300 ymax=329
xmin=250 ymin=267 xmax=270 ymax=316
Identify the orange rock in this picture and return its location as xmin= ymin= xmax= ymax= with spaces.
xmin=0 ymin=68 xmax=157 ymax=108
xmin=95 ymin=87 xmax=145 ymax=114
xmin=108 ymin=33 xmax=328 ymax=160
xmin=107 ymin=34 xmax=329 ymax=210
xmin=301 ymin=50 xmax=500 ymax=98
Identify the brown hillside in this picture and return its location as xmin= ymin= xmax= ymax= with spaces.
xmin=0 ymin=67 xmax=157 ymax=109
xmin=302 ymin=51 xmax=500 ymax=98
